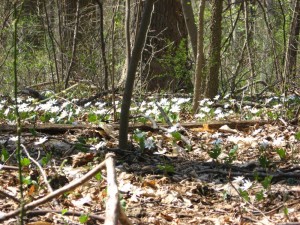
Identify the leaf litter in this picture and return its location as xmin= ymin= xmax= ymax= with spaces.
xmin=0 ymin=92 xmax=300 ymax=224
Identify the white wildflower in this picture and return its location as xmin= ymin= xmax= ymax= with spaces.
xmin=201 ymin=106 xmax=211 ymax=113
xmin=4 ymin=108 xmax=10 ymax=116
xmin=57 ymin=110 xmax=68 ymax=121
xmin=170 ymin=104 xmax=180 ymax=113
xmin=145 ymin=137 xmax=155 ymax=149
xmin=214 ymin=107 xmax=223 ymax=115
xmin=50 ymin=106 xmax=60 ymax=113
xmin=233 ymin=176 xmax=245 ymax=184
xmin=61 ymin=102 xmax=69 ymax=109
xmin=195 ymin=113 xmax=206 ymax=119
xmin=93 ymin=141 xmax=106 ymax=150
xmin=9 ymin=136 xmax=18 ymax=142
xmin=241 ymin=179 xmax=252 ymax=191
xmin=214 ymin=95 xmax=220 ymax=101
xmin=159 ymin=98 xmax=168 ymax=106
xmin=84 ymin=102 xmax=91 ymax=108
xmin=250 ymin=108 xmax=259 ymax=114
xmin=199 ymin=98 xmax=208 ymax=106
xmin=95 ymin=109 xmax=106 ymax=115
xmin=273 ymin=104 xmax=282 ymax=109
xmin=75 ymin=107 xmax=81 ymax=115
xmin=34 ymin=137 xmax=48 ymax=145
xmin=224 ymin=93 xmax=230 ymax=99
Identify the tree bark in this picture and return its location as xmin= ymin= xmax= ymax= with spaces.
xmin=205 ymin=0 xmax=223 ymax=99
xmin=180 ymin=0 xmax=197 ymax=60
xmin=284 ymin=0 xmax=300 ymax=84
xmin=192 ymin=0 xmax=205 ymax=113
xmin=119 ymin=0 xmax=154 ymax=150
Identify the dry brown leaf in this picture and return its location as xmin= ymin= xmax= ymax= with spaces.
xmin=141 ymin=180 xmax=158 ymax=190
xmin=160 ymin=213 xmax=174 ymax=221
xmin=191 ymin=124 xmax=215 ymax=133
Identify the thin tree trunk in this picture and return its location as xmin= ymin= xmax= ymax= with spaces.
xmin=244 ymin=0 xmax=255 ymax=96
xmin=283 ymin=0 xmax=300 ymax=88
xmin=95 ymin=0 xmax=110 ymax=90
xmin=125 ymin=0 xmax=131 ymax=68
xmin=180 ymin=0 xmax=197 ymax=60
xmin=64 ymin=0 xmax=80 ymax=89
xmin=119 ymin=0 xmax=154 ymax=150
xmin=192 ymin=0 xmax=205 ymax=113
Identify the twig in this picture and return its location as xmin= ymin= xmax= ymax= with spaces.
xmin=21 ymin=144 xmax=53 ymax=193
xmin=26 ymin=209 xmax=105 ymax=221
xmin=154 ymin=101 xmax=172 ymax=126
xmin=0 ymin=153 xmax=111 ymax=222
xmin=0 ymin=189 xmax=20 ymax=203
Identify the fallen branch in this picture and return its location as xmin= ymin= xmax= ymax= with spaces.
xmin=0 ymin=153 xmax=110 ymax=222
xmin=0 ymin=120 xmax=271 ymax=134
xmin=26 ymin=209 xmax=105 ymax=221
xmin=104 ymin=154 xmax=119 ymax=225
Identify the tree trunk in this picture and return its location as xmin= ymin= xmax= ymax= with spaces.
xmin=132 ymin=0 xmax=189 ymax=91
xmin=284 ymin=0 xmax=300 ymax=83
xmin=205 ymin=0 xmax=223 ymax=99
xmin=192 ymin=0 xmax=205 ymax=113
xmin=180 ymin=0 xmax=197 ymax=60
xmin=119 ymin=0 xmax=154 ymax=150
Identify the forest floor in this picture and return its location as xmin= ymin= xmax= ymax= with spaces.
xmin=0 ymin=91 xmax=300 ymax=225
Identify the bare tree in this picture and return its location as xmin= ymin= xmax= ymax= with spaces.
xmin=119 ymin=0 xmax=154 ymax=150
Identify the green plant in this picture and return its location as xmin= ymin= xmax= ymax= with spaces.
xmin=157 ymin=164 xmax=175 ymax=175
xmin=224 ymin=145 xmax=238 ymax=164
xmin=261 ymin=175 xmax=273 ymax=190
xmin=1 ymin=147 xmax=9 ymax=162
xmin=276 ymin=148 xmax=287 ymax=160
xmin=94 ymin=172 xmax=102 ymax=181
xmin=41 ymin=153 xmax=52 ymax=166
xmin=209 ymin=142 xmax=222 ymax=160
xmin=133 ymin=129 xmax=146 ymax=152
xmin=79 ymin=214 xmax=89 ymax=224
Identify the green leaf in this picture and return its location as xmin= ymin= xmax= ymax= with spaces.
xmin=261 ymin=175 xmax=273 ymax=189
xmin=21 ymin=157 xmax=31 ymax=167
xmin=239 ymin=189 xmax=250 ymax=202
xmin=88 ymin=113 xmax=97 ymax=122
xmin=41 ymin=153 xmax=52 ymax=166
xmin=23 ymin=176 xmax=32 ymax=185
xmin=229 ymin=145 xmax=238 ymax=156
xmin=1 ymin=147 xmax=9 ymax=162
xmin=258 ymin=155 xmax=270 ymax=168
xmin=276 ymin=148 xmax=286 ymax=160
xmin=171 ymin=131 xmax=181 ymax=141
xmin=29 ymin=128 xmax=37 ymax=136
xmin=283 ymin=206 xmax=289 ymax=216
xmin=295 ymin=132 xmax=300 ymax=141
xmin=95 ymin=172 xmax=102 ymax=181
xmin=61 ymin=209 xmax=68 ymax=215
xmin=209 ymin=145 xmax=221 ymax=159
xmin=79 ymin=214 xmax=89 ymax=224
xmin=255 ymin=190 xmax=264 ymax=201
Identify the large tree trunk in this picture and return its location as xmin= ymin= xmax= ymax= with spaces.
xmin=133 ymin=0 xmax=189 ymax=91
xmin=284 ymin=0 xmax=300 ymax=83
xmin=205 ymin=0 xmax=223 ymax=98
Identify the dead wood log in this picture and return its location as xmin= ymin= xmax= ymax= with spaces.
xmin=0 ymin=120 xmax=270 ymax=134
